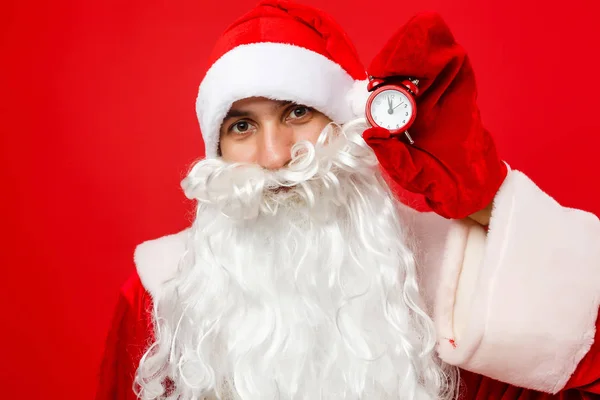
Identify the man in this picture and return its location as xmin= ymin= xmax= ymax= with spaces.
xmin=96 ymin=1 xmax=600 ymax=399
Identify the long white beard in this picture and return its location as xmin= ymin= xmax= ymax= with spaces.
xmin=136 ymin=120 xmax=456 ymax=400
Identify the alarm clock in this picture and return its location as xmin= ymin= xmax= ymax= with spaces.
xmin=365 ymin=77 xmax=419 ymax=144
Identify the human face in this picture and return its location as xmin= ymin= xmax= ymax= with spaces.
xmin=219 ymin=97 xmax=332 ymax=169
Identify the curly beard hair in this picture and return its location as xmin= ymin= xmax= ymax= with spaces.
xmin=135 ymin=120 xmax=457 ymax=400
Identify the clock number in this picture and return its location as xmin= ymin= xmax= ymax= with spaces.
xmin=404 ymin=104 xmax=407 ymax=108
xmin=402 ymin=120 xmax=406 ymax=124
xmin=405 ymin=112 xmax=409 ymax=116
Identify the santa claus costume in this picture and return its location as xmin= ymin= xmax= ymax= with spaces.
xmin=96 ymin=1 xmax=600 ymax=399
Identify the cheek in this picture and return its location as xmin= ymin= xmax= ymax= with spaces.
xmin=294 ymin=117 xmax=331 ymax=144
xmin=219 ymin=136 xmax=257 ymax=163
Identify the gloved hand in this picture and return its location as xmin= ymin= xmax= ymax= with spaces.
xmin=363 ymin=12 xmax=507 ymax=220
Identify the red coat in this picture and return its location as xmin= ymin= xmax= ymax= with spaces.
xmin=95 ymin=272 xmax=600 ymax=400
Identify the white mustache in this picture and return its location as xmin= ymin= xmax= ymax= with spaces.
xmin=181 ymin=119 xmax=377 ymax=220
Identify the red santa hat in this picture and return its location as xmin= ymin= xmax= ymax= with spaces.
xmin=196 ymin=0 xmax=369 ymax=158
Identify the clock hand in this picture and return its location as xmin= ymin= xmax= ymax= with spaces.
xmin=386 ymin=97 xmax=392 ymax=114
xmin=392 ymin=100 xmax=404 ymax=110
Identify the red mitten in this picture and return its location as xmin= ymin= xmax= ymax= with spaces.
xmin=364 ymin=13 xmax=507 ymax=219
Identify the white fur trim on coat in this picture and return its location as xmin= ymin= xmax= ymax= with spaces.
xmin=196 ymin=42 xmax=368 ymax=158
xmin=133 ymin=229 xmax=190 ymax=297
xmin=433 ymin=170 xmax=600 ymax=393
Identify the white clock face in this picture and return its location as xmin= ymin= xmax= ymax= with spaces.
xmin=369 ymin=89 xmax=414 ymax=131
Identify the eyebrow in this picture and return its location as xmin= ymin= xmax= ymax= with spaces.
xmin=223 ymin=109 xmax=251 ymax=119
xmin=223 ymin=100 xmax=294 ymax=121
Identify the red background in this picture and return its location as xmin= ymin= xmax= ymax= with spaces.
xmin=1 ymin=0 xmax=599 ymax=398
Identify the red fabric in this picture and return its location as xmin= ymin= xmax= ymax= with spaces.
xmin=96 ymin=273 xmax=600 ymax=399
xmin=207 ymin=0 xmax=366 ymax=80
xmin=95 ymin=274 xmax=154 ymax=400
xmin=364 ymin=13 xmax=507 ymax=219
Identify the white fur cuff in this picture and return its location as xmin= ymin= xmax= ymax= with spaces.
xmin=436 ymin=171 xmax=600 ymax=393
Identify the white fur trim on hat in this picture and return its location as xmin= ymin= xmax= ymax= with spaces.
xmin=196 ymin=42 xmax=368 ymax=158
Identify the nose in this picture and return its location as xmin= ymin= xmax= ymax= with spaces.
xmin=256 ymin=122 xmax=293 ymax=170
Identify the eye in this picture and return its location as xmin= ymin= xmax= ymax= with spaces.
xmin=287 ymin=105 xmax=311 ymax=120
xmin=229 ymin=120 xmax=255 ymax=135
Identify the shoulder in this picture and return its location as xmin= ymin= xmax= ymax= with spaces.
xmin=118 ymin=270 xmax=153 ymax=309
xmin=133 ymin=228 xmax=190 ymax=298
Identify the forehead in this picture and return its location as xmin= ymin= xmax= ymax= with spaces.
xmin=222 ymin=97 xmax=292 ymax=121
xmin=224 ymin=97 xmax=313 ymax=122
xmin=229 ymin=97 xmax=290 ymax=111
